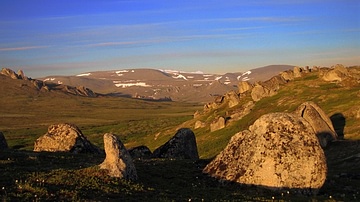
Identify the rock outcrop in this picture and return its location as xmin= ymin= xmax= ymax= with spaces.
xmin=295 ymin=101 xmax=338 ymax=147
xmin=224 ymin=91 xmax=240 ymax=108
xmin=128 ymin=145 xmax=152 ymax=159
xmin=204 ymin=113 xmax=327 ymax=194
xmin=293 ymin=66 xmax=303 ymax=78
xmin=250 ymin=83 xmax=273 ymax=101
xmin=322 ymin=64 xmax=349 ymax=82
xmin=0 ymin=132 xmax=8 ymax=150
xmin=238 ymin=81 xmax=253 ymax=94
xmin=153 ymin=128 xmax=199 ymax=160
xmin=0 ymin=68 xmax=19 ymax=79
xmin=100 ymin=133 xmax=137 ymax=180
xmin=280 ymin=70 xmax=295 ymax=81
xmin=33 ymin=123 xmax=101 ymax=154
xmin=17 ymin=70 xmax=28 ymax=80
xmin=210 ymin=116 xmax=226 ymax=132
xmin=75 ymin=86 xmax=96 ymax=97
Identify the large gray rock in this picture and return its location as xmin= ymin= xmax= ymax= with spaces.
xmin=33 ymin=123 xmax=101 ymax=154
xmin=153 ymin=128 xmax=199 ymax=160
xmin=100 ymin=133 xmax=137 ymax=180
xmin=0 ymin=132 xmax=8 ymax=150
xmin=204 ymin=113 xmax=327 ymax=194
xmin=295 ymin=101 xmax=338 ymax=147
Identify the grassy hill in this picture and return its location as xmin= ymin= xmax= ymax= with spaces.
xmin=1 ymin=66 xmax=360 ymax=201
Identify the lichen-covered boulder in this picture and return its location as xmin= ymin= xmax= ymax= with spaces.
xmin=33 ymin=123 xmax=101 ymax=154
xmin=100 ymin=133 xmax=137 ymax=180
xmin=153 ymin=128 xmax=199 ymax=160
xmin=203 ymin=113 xmax=327 ymax=194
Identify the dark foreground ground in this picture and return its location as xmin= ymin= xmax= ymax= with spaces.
xmin=0 ymin=140 xmax=359 ymax=201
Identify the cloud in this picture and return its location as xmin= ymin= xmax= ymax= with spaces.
xmin=0 ymin=46 xmax=48 ymax=52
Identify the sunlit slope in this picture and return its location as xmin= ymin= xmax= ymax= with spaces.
xmin=140 ymin=67 xmax=360 ymax=159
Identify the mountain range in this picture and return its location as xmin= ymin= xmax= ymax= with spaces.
xmin=38 ymin=65 xmax=294 ymax=102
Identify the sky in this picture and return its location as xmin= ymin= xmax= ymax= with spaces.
xmin=0 ymin=0 xmax=359 ymax=78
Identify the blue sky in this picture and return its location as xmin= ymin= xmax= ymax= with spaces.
xmin=0 ymin=0 xmax=359 ymax=77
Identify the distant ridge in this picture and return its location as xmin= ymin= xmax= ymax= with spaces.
xmin=0 ymin=68 xmax=98 ymax=98
xmin=36 ymin=65 xmax=294 ymax=103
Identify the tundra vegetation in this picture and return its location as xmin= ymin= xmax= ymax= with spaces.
xmin=0 ymin=65 xmax=360 ymax=201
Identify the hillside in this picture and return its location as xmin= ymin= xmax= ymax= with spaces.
xmin=39 ymin=65 xmax=294 ymax=103
xmin=146 ymin=64 xmax=360 ymax=158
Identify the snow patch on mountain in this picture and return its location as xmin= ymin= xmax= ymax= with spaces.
xmin=172 ymin=74 xmax=188 ymax=80
xmin=44 ymin=78 xmax=56 ymax=82
xmin=159 ymin=69 xmax=204 ymax=75
xmin=76 ymin=73 xmax=91 ymax=77
xmin=237 ymin=70 xmax=252 ymax=81
xmin=113 ymin=81 xmax=151 ymax=88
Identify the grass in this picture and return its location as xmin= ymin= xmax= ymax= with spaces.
xmin=1 ymin=146 xmax=359 ymax=201
xmin=0 ymin=94 xmax=201 ymax=151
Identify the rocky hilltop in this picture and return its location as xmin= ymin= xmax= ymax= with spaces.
xmin=0 ymin=68 xmax=97 ymax=97
xmin=194 ymin=64 xmax=360 ymax=132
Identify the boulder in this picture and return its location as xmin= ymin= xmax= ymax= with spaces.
xmin=293 ymin=66 xmax=303 ymax=78
xmin=128 ymin=145 xmax=152 ymax=159
xmin=33 ymin=123 xmax=102 ymax=154
xmin=250 ymin=76 xmax=284 ymax=102
xmin=0 ymin=132 xmax=8 ymax=150
xmin=100 ymin=133 xmax=137 ymax=180
xmin=210 ymin=116 xmax=226 ymax=132
xmin=322 ymin=65 xmax=349 ymax=82
xmin=238 ymin=81 xmax=253 ymax=94
xmin=224 ymin=91 xmax=240 ymax=108
xmin=194 ymin=120 xmax=206 ymax=129
xmin=204 ymin=113 xmax=327 ymax=194
xmin=17 ymin=70 xmax=28 ymax=80
xmin=251 ymin=83 xmax=271 ymax=102
xmin=153 ymin=128 xmax=199 ymax=160
xmin=280 ymin=70 xmax=295 ymax=81
xmin=263 ymin=75 xmax=286 ymax=89
xmin=295 ymin=102 xmax=338 ymax=147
